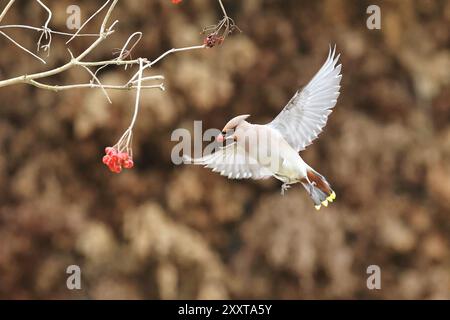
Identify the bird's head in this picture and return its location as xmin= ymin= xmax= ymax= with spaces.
xmin=216 ymin=114 xmax=250 ymax=143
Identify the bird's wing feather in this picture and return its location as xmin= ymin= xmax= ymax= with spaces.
xmin=267 ymin=46 xmax=342 ymax=152
xmin=183 ymin=143 xmax=273 ymax=180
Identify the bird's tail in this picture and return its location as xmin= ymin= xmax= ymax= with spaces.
xmin=301 ymin=168 xmax=336 ymax=210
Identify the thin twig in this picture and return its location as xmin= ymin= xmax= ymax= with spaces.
xmin=218 ymin=0 xmax=228 ymax=18
xmin=66 ymin=0 xmax=111 ymax=44
xmin=36 ymin=0 xmax=51 ymax=29
xmin=35 ymin=0 xmax=52 ymax=55
xmin=27 ymin=79 xmax=164 ymax=91
xmin=0 ymin=31 xmax=46 ymax=64
xmin=129 ymin=58 xmax=144 ymax=129
xmin=114 ymin=31 xmax=142 ymax=69
xmin=0 ymin=24 xmax=101 ymax=37
xmin=75 ymin=59 xmax=143 ymax=67
xmin=127 ymin=45 xmax=206 ymax=85
xmin=80 ymin=64 xmax=112 ymax=103
xmin=100 ymin=0 xmax=118 ymax=34
xmin=0 ymin=0 xmax=15 ymax=24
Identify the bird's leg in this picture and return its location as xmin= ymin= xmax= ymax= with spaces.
xmin=280 ymin=183 xmax=291 ymax=195
xmin=305 ymin=174 xmax=314 ymax=186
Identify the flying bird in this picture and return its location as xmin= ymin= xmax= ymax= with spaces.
xmin=184 ymin=46 xmax=342 ymax=210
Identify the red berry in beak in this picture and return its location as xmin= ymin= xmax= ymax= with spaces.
xmin=216 ymin=134 xmax=224 ymax=143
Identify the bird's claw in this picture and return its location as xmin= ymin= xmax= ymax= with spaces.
xmin=280 ymin=183 xmax=291 ymax=195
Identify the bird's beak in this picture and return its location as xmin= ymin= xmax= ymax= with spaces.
xmin=216 ymin=134 xmax=225 ymax=143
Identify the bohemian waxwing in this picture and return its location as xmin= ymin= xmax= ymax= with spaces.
xmin=184 ymin=46 xmax=342 ymax=210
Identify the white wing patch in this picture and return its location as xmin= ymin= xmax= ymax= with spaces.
xmin=183 ymin=143 xmax=273 ymax=180
xmin=268 ymin=46 xmax=342 ymax=152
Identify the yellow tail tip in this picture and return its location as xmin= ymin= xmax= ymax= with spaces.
xmin=330 ymin=191 xmax=336 ymax=200
xmin=321 ymin=200 xmax=328 ymax=207
xmin=315 ymin=205 xmax=321 ymax=211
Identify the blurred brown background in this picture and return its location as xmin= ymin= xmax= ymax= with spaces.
xmin=0 ymin=0 xmax=449 ymax=299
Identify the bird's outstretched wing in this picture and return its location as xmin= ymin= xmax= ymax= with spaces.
xmin=267 ymin=46 xmax=342 ymax=152
xmin=183 ymin=143 xmax=273 ymax=180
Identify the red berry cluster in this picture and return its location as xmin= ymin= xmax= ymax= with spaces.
xmin=203 ymin=34 xmax=224 ymax=48
xmin=171 ymin=0 xmax=182 ymax=4
xmin=102 ymin=147 xmax=134 ymax=173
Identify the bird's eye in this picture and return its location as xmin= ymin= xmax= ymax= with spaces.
xmin=222 ymin=131 xmax=226 ymax=135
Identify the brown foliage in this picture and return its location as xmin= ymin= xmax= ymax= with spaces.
xmin=0 ymin=0 xmax=449 ymax=299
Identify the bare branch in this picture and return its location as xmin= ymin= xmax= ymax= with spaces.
xmin=0 ymin=0 xmax=240 ymax=172
xmin=27 ymin=79 xmax=164 ymax=92
xmin=0 ymin=0 xmax=120 ymax=87
xmin=0 ymin=0 xmax=235 ymax=97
